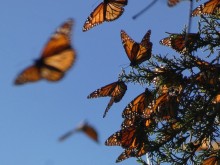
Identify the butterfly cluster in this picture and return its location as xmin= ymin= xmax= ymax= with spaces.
xmin=11 ymin=0 xmax=220 ymax=164
xmin=86 ymin=0 xmax=220 ymax=163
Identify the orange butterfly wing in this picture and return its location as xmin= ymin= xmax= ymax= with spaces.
xmin=192 ymin=0 xmax=220 ymax=16
xmin=121 ymin=30 xmax=152 ymax=66
xmin=202 ymin=156 xmax=219 ymax=165
xmin=122 ymin=89 xmax=154 ymax=119
xmin=14 ymin=19 xmax=76 ymax=85
xmin=160 ymin=33 xmax=200 ymax=54
xmin=15 ymin=66 xmax=41 ymax=84
xmin=87 ymin=81 xmax=127 ymax=117
xmin=83 ymin=0 xmax=128 ymax=31
xmin=105 ymin=127 xmax=136 ymax=148
xmin=81 ymin=123 xmax=99 ymax=143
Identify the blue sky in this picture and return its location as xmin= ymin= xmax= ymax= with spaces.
xmin=0 ymin=0 xmax=201 ymax=165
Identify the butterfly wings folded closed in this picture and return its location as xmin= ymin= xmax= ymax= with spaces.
xmin=15 ymin=19 xmax=76 ymax=85
xmin=87 ymin=81 xmax=127 ymax=118
xmin=83 ymin=0 xmax=128 ymax=31
xmin=121 ymin=30 xmax=152 ymax=66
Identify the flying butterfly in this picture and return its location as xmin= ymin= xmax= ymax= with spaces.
xmin=122 ymin=88 xmax=154 ymax=119
xmin=15 ymin=19 xmax=76 ymax=85
xmin=87 ymin=80 xmax=127 ymax=118
xmin=83 ymin=0 xmax=128 ymax=31
xmin=192 ymin=0 xmax=220 ymax=16
xmin=121 ymin=29 xmax=152 ymax=66
xmin=160 ymin=32 xmax=200 ymax=54
xmin=59 ymin=121 xmax=99 ymax=143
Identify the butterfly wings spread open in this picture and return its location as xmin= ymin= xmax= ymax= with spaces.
xmin=121 ymin=30 xmax=152 ymax=66
xmin=87 ymin=81 xmax=127 ymax=117
xmin=83 ymin=0 xmax=128 ymax=31
xmin=15 ymin=19 xmax=76 ymax=85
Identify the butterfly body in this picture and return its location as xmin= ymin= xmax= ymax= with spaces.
xmin=121 ymin=30 xmax=152 ymax=66
xmin=83 ymin=0 xmax=128 ymax=31
xmin=15 ymin=19 xmax=76 ymax=85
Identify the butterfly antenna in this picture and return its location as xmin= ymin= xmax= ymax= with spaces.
xmin=132 ymin=0 xmax=159 ymax=20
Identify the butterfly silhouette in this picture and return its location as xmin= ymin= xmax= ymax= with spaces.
xmin=83 ymin=0 xmax=128 ymax=31
xmin=192 ymin=0 xmax=220 ymax=16
xmin=121 ymin=29 xmax=152 ymax=66
xmin=87 ymin=80 xmax=127 ymax=118
xmin=15 ymin=19 xmax=76 ymax=85
xmin=59 ymin=121 xmax=99 ymax=143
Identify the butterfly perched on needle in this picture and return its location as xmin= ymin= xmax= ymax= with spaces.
xmin=83 ymin=0 xmax=128 ymax=32
xmin=192 ymin=0 xmax=220 ymax=17
xmin=159 ymin=32 xmax=200 ymax=54
xmin=14 ymin=19 xmax=76 ymax=85
xmin=59 ymin=121 xmax=99 ymax=143
xmin=87 ymin=80 xmax=127 ymax=118
xmin=121 ymin=29 xmax=152 ymax=66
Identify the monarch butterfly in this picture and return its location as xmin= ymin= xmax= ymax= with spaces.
xmin=116 ymin=145 xmax=148 ymax=163
xmin=202 ymin=156 xmax=219 ymax=165
xmin=14 ymin=19 xmax=76 ymax=85
xmin=192 ymin=0 xmax=220 ymax=16
xmin=167 ymin=0 xmax=180 ymax=7
xmin=59 ymin=121 xmax=99 ymax=143
xmin=122 ymin=88 xmax=154 ymax=119
xmin=160 ymin=32 xmax=200 ymax=54
xmin=147 ymin=92 xmax=179 ymax=120
xmin=83 ymin=0 xmax=128 ymax=31
xmin=105 ymin=119 xmax=149 ymax=162
xmin=121 ymin=29 xmax=152 ymax=66
xmin=87 ymin=80 xmax=127 ymax=118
